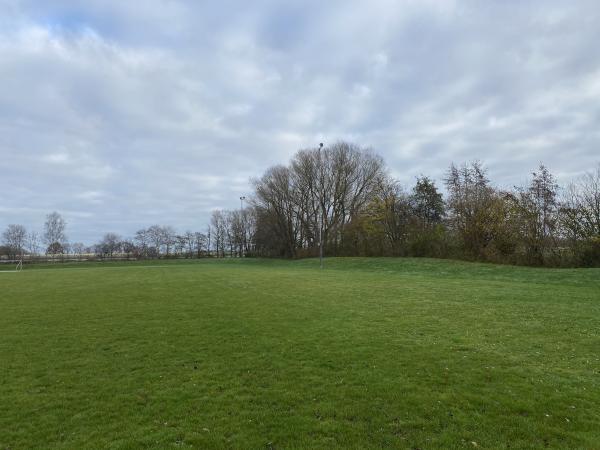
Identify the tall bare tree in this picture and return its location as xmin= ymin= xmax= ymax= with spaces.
xmin=2 ymin=224 xmax=27 ymax=259
xmin=147 ymin=225 xmax=164 ymax=256
xmin=210 ymin=210 xmax=227 ymax=257
xmin=253 ymin=165 xmax=301 ymax=257
xmin=43 ymin=212 xmax=67 ymax=255
xmin=561 ymin=164 xmax=600 ymax=240
xmin=516 ymin=165 xmax=559 ymax=264
xmin=27 ymin=231 xmax=41 ymax=256
xmin=161 ymin=226 xmax=176 ymax=257
xmin=135 ymin=228 xmax=150 ymax=257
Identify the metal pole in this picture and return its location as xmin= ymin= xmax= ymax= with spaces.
xmin=240 ymin=196 xmax=246 ymax=257
xmin=318 ymin=143 xmax=324 ymax=270
xmin=319 ymin=213 xmax=323 ymax=270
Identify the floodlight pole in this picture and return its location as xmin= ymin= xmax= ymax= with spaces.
xmin=319 ymin=216 xmax=323 ymax=270
xmin=318 ymin=142 xmax=324 ymax=270
xmin=240 ymin=196 xmax=246 ymax=257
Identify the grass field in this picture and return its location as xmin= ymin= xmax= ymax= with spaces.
xmin=1 ymin=258 xmax=599 ymax=449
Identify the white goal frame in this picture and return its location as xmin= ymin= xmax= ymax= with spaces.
xmin=0 ymin=259 xmax=23 ymax=272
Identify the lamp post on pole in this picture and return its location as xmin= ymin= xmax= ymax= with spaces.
xmin=318 ymin=143 xmax=324 ymax=270
xmin=240 ymin=196 xmax=246 ymax=257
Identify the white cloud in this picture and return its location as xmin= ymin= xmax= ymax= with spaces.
xmin=42 ymin=152 xmax=71 ymax=164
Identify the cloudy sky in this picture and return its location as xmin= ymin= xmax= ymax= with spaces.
xmin=1 ymin=0 xmax=599 ymax=243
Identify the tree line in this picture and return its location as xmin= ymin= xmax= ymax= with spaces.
xmin=0 ymin=213 xmax=252 ymax=261
xmin=2 ymin=141 xmax=599 ymax=267
xmin=250 ymin=142 xmax=600 ymax=267
xmin=0 ymin=220 xmax=211 ymax=261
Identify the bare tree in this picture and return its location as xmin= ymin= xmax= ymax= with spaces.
xmin=516 ymin=165 xmax=559 ymax=264
xmin=562 ymin=164 xmax=600 ymax=240
xmin=2 ymin=224 xmax=27 ymax=259
xmin=122 ymin=240 xmax=136 ymax=259
xmin=370 ymin=181 xmax=413 ymax=255
xmin=206 ymin=225 xmax=212 ymax=257
xmin=43 ymin=212 xmax=67 ymax=255
xmin=211 ymin=210 xmax=227 ymax=257
xmin=194 ymin=232 xmax=207 ymax=257
xmin=146 ymin=225 xmax=164 ymax=256
xmin=161 ymin=226 xmax=176 ymax=257
xmin=26 ymin=230 xmax=41 ymax=257
xmin=135 ymin=228 xmax=150 ymax=257
xmin=253 ymin=165 xmax=301 ymax=257
xmin=181 ymin=231 xmax=194 ymax=257
xmin=97 ymin=233 xmax=122 ymax=258
xmin=253 ymin=142 xmax=386 ymax=258
xmin=242 ymin=207 xmax=256 ymax=255
xmin=183 ymin=231 xmax=205 ymax=258
xmin=72 ymin=242 xmax=86 ymax=260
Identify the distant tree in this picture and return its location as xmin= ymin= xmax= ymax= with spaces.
xmin=444 ymin=161 xmax=497 ymax=258
xmin=72 ymin=242 xmax=85 ymax=260
xmin=225 ymin=210 xmax=246 ymax=257
xmin=253 ymin=165 xmax=299 ymax=257
xmin=407 ymin=177 xmax=446 ymax=256
xmin=516 ymin=165 xmax=559 ymax=265
xmin=174 ymin=234 xmax=186 ymax=257
xmin=197 ymin=232 xmax=206 ymax=257
xmin=121 ymin=240 xmax=136 ymax=259
xmin=182 ymin=231 xmax=206 ymax=258
xmin=561 ymin=164 xmax=600 ymax=240
xmin=181 ymin=231 xmax=194 ymax=257
xmin=206 ymin=225 xmax=212 ymax=256
xmin=161 ymin=226 xmax=176 ymax=257
xmin=43 ymin=212 xmax=67 ymax=255
xmin=483 ymin=191 xmax=521 ymax=262
xmin=577 ymin=165 xmax=600 ymax=237
xmin=135 ymin=228 xmax=150 ymax=257
xmin=211 ymin=211 xmax=227 ymax=257
xmin=242 ymin=207 xmax=257 ymax=256
xmin=2 ymin=224 xmax=27 ymax=259
xmin=560 ymin=164 xmax=600 ymax=265
xmin=146 ymin=225 xmax=164 ymax=256
xmin=46 ymin=242 xmax=65 ymax=255
xmin=26 ymin=231 xmax=41 ymax=256
xmin=369 ymin=181 xmax=413 ymax=256
xmin=97 ymin=233 xmax=122 ymax=258
xmin=411 ymin=176 xmax=445 ymax=226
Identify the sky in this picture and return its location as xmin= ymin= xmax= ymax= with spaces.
xmin=1 ymin=0 xmax=600 ymax=243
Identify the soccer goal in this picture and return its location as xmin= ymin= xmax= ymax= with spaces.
xmin=0 ymin=259 xmax=23 ymax=272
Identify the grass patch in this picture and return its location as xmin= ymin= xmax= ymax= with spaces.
xmin=1 ymin=258 xmax=599 ymax=448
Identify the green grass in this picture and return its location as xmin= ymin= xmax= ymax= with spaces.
xmin=1 ymin=258 xmax=599 ymax=449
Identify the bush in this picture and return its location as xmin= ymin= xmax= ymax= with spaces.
xmin=576 ymin=238 xmax=600 ymax=267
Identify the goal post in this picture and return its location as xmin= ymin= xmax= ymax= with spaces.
xmin=0 ymin=259 xmax=23 ymax=272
